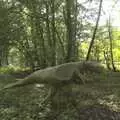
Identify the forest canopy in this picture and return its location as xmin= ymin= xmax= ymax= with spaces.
xmin=0 ymin=0 xmax=120 ymax=71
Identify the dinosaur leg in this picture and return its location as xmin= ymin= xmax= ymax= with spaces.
xmin=40 ymin=86 xmax=57 ymax=105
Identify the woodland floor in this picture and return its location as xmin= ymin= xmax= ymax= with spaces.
xmin=0 ymin=71 xmax=120 ymax=120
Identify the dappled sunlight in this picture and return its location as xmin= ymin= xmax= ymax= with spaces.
xmin=98 ymin=94 xmax=120 ymax=111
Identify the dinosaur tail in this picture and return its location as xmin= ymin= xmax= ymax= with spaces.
xmin=0 ymin=78 xmax=30 ymax=91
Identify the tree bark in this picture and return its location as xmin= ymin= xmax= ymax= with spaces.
xmin=65 ymin=0 xmax=76 ymax=62
xmin=51 ymin=0 xmax=56 ymax=66
xmin=103 ymin=51 xmax=111 ymax=70
xmin=86 ymin=0 xmax=103 ymax=61
xmin=107 ymin=16 xmax=116 ymax=71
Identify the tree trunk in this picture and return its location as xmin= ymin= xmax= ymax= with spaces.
xmin=45 ymin=1 xmax=52 ymax=66
xmin=51 ymin=0 xmax=56 ymax=66
xmin=55 ymin=27 xmax=65 ymax=64
xmin=65 ymin=0 xmax=76 ymax=62
xmin=103 ymin=51 xmax=111 ymax=70
xmin=86 ymin=0 xmax=103 ymax=61
xmin=107 ymin=16 xmax=116 ymax=71
xmin=0 ymin=47 xmax=9 ymax=66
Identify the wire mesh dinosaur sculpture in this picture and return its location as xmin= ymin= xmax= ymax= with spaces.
xmin=0 ymin=61 xmax=104 ymax=91
xmin=0 ymin=61 xmax=103 ymax=105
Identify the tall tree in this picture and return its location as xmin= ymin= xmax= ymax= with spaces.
xmin=107 ymin=16 xmax=116 ymax=71
xmin=65 ymin=0 xmax=77 ymax=62
xmin=0 ymin=0 xmax=10 ymax=66
xmin=51 ymin=0 xmax=56 ymax=66
xmin=86 ymin=0 xmax=103 ymax=61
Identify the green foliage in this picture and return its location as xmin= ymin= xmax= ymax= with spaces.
xmin=0 ymin=66 xmax=14 ymax=74
xmin=0 ymin=0 xmax=119 ymax=70
xmin=0 ymin=65 xmax=30 ymax=74
xmin=9 ymin=47 xmax=25 ymax=67
xmin=0 ymin=0 xmax=120 ymax=119
xmin=0 ymin=0 xmax=104 ymax=68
